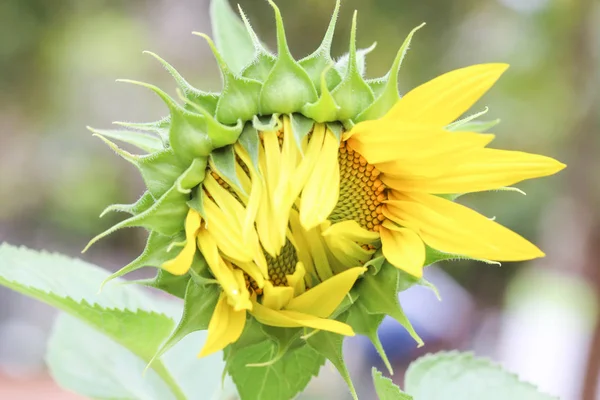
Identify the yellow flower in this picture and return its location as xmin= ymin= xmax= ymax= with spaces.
xmin=161 ymin=63 xmax=564 ymax=357
xmin=345 ymin=64 xmax=565 ymax=276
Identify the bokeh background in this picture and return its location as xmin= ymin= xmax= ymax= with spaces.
xmin=0 ymin=0 xmax=599 ymax=398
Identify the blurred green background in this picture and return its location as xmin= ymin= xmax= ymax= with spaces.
xmin=0 ymin=0 xmax=598 ymax=398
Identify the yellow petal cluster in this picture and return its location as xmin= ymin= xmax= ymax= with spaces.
xmin=159 ymin=63 xmax=564 ymax=357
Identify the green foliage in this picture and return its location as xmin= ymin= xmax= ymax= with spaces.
xmin=405 ymin=352 xmax=558 ymax=400
xmin=372 ymin=367 xmax=413 ymax=400
xmin=0 ymin=244 xmax=184 ymax=399
xmin=225 ymin=319 xmax=325 ymax=400
xmin=47 ymin=314 xmax=179 ymax=400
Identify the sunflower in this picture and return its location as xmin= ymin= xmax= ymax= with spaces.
xmin=87 ymin=0 xmax=564 ymax=386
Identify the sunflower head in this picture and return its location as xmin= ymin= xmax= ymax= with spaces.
xmin=86 ymin=0 xmax=564 ymax=398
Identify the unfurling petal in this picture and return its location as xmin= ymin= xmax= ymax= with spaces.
xmin=300 ymin=131 xmax=340 ymax=230
xmin=380 ymin=221 xmax=426 ymax=277
xmin=262 ymin=281 xmax=295 ymax=310
xmin=384 ymin=63 xmax=509 ymax=126
xmin=286 ymin=267 xmax=366 ymax=318
xmin=197 ymin=230 xmax=253 ymax=311
xmin=161 ymin=209 xmax=201 ymax=275
xmin=382 ymin=148 xmax=566 ymax=194
xmin=250 ymin=301 xmax=355 ymax=336
xmin=199 ymin=292 xmax=246 ymax=357
xmin=384 ymin=192 xmax=544 ymax=261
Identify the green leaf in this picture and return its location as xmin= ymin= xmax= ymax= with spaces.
xmin=48 ymin=313 xmax=232 ymax=400
xmin=405 ymin=351 xmax=558 ymax=400
xmin=355 ymin=262 xmax=423 ymax=346
xmin=209 ymin=0 xmax=255 ymax=75
xmin=372 ymin=367 xmax=413 ymax=400
xmin=226 ymin=318 xmax=325 ymax=400
xmin=307 ymin=329 xmax=358 ymax=400
xmin=47 ymin=313 xmax=178 ymax=400
xmin=0 ymin=244 xmax=186 ymax=399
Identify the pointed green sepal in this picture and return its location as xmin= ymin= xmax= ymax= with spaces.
xmin=447 ymin=107 xmax=500 ymax=133
xmin=83 ymin=185 xmax=188 ymax=252
xmin=87 ymin=126 xmax=163 ymax=153
xmin=301 ymin=65 xmax=341 ymax=123
xmin=147 ymin=279 xmax=220 ymax=368
xmin=117 ymin=79 xmax=214 ymax=163
xmin=176 ymin=157 xmax=208 ymax=194
xmin=259 ymin=1 xmax=318 ymax=114
xmin=306 ymin=327 xmax=358 ymax=400
xmin=93 ymin=134 xmax=188 ymax=199
xmin=424 ymin=245 xmax=501 ymax=268
xmin=143 ymin=51 xmax=220 ymax=114
xmin=237 ymin=122 xmax=261 ymax=172
xmin=334 ymin=41 xmax=377 ymax=79
xmin=331 ymin=12 xmax=375 ymax=121
xmin=193 ymin=32 xmax=262 ymax=125
xmin=238 ymin=5 xmax=277 ymax=81
xmin=347 ymin=302 xmax=393 ymax=375
xmin=187 ymin=185 xmax=207 ymax=219
xmin=356 ymin=262 xmax=424 ymax=346
xmin=326 ymin=121 xmax=344 ymax=142
xmin=289 ymin=113 xmax=315 ymax=155
xmin=357 ymin=23 xmax=425 ymax=122
xmin=210 ymin=145 xmax=246 ymax=196
xmin=99 ymin=191 xmax=155 ymax=218
xmin=298 ymin=0 xmax=342 ymax=94
xmin=135 ymin=269 xmax=190 ymax=299
xmin=99 ymin=230 xmax=185 ymax=291
xmin=252 ymin=114 xmax=281 ymax=131
xmin=181 ymin=91 xmax=244 ymax=149
xmin=113 ymin=117 xmax=170 ymax=145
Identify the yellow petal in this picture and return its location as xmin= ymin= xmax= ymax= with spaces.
xmin=380 ymin=221 xmax=426 ymax=277
xmin=300 ymin=131 xmax=340 ymax=230
xmin=382 ymin=148 xmax=566 ymax=194
xmin=321 ymin=220 xmax=380 ymax=243
xmin=198 ymin=292 xmax=246 ymax=357
xmin=202 ymin=196 xmax=254 ymax=263
xmin=384 ymin=64 xmax=509 ymax=126
xmin=384 ymin=192 xmax=545 ymax=261
xmin=262 ymin=281 xmax=295 ymax=311
xmin=250 ymin=301 xmax=355 ymax=336
xmin=286 ymin=262 xmax=306 ymax=296
xmin=286 ymin=267 xmax=366 ymax=318
xmin=161 ymin=209 xmax=201 ymax=275
xmin=197 ymin=230 xmax=252 ymax=311
xmin=351 ymin=129 xmax=494 ymax=165
xmin=321 ymin=221 xmax=379 ymax=269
